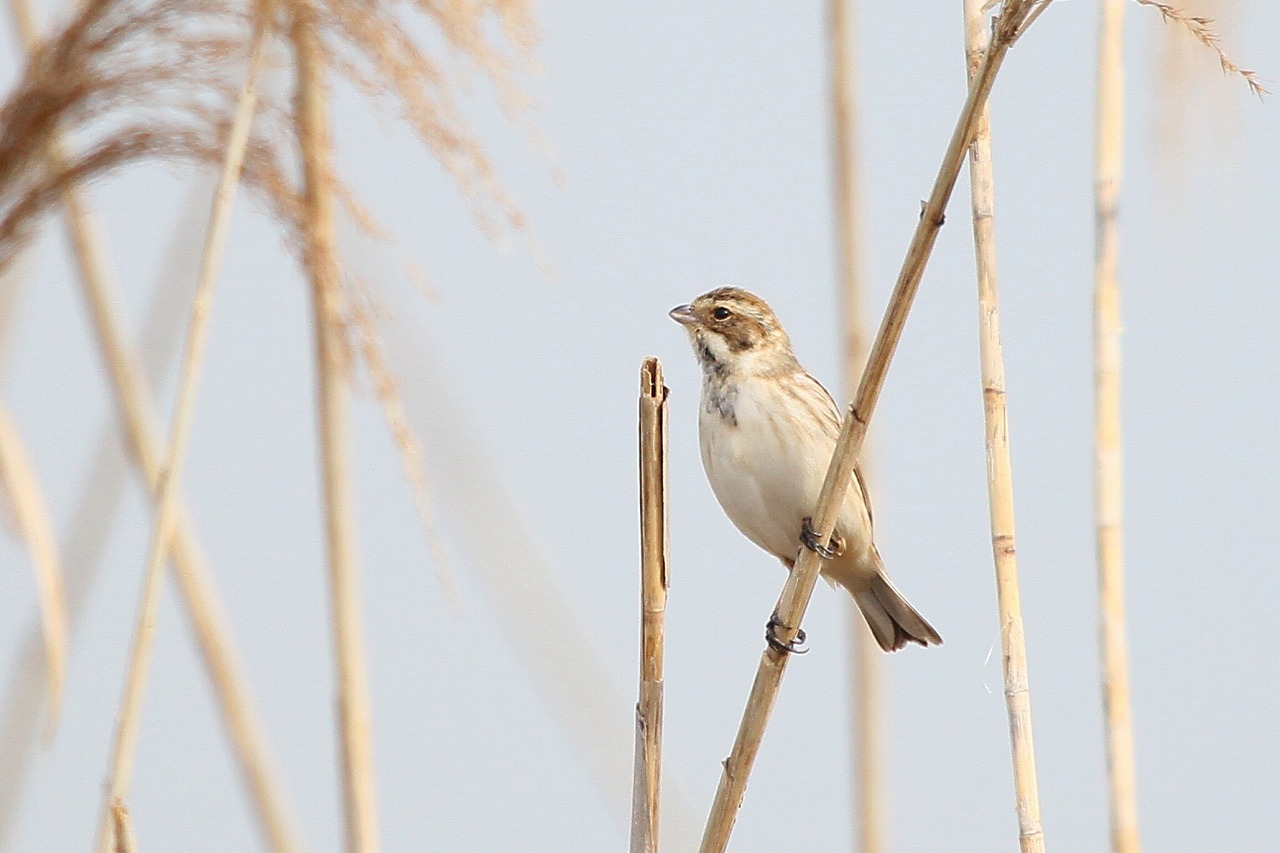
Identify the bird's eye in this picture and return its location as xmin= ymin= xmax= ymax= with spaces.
xmin=713 ymin=307 xmax=731 ymax=321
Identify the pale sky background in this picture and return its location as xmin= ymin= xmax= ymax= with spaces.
xmin=1 ymin=1 xmax=1278 ymax=851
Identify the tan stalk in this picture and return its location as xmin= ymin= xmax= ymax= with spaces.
xmin=631 ymin=358 xmax=669 ymax=853
xmin=0 ymin=401 xmax=66 ymax=730
xmin=0 ymin=249 xmax=31 ymax=373
xmin=111 ymin=799 xmax=136 ymax=853
xmin=93 ymin=7 xmax=275 ymax=851
xmin=291 ymin=4 xmax=381 ymax=851
xmin=962 ymin=2 xmax=1045 ymax=851
xmin=2 ymin=1 xmax=302 ymax=850
xmin=829 ymin=1 xmax=884 ymax=850
xmin=699 ymin=6 xmax=1052 ymax=851
xmin=1095 ymin=1 xmax=1141 ymax=850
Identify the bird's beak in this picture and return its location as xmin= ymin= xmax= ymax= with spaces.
xmin=668 ymin=304 xmax=698 ymax=327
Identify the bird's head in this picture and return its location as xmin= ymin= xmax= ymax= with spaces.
xmin=669 ymin=287 xmax=796 ymax=377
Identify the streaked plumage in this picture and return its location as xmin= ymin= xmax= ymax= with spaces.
xmin=670 ymin=287 xmax=940 ymax=652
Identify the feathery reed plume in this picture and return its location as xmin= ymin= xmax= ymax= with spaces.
xmin=962 ymin=2 xmax=1044 ymax=851
xmin=631 ymin=358 xmax=669 ymax=853
xmin=346 ymin=279 xmax=455 ymax=601
xmin=0 ymin=0 xmax=300 ymax=275
xmin=291 ymin=3 xmax=380 ymax=850
xmin=1095 ymin=1 xmax=1142 ymax=850
xmin=0 ymin=400 xmax=66 ymax=730
xmin=92 ymin=6 xmax=273 ymax=850
xmin=0 ymin=0 xmax=537 ymax=272
xmin=699 ymin=6 xmax=1053 ymax=850
xmin=1138 ymin=0 xmax=1263 ymax=97
xmin=828 ymin=2 xmax=885 ymax=849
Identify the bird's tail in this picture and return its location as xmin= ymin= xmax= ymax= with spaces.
xmin=851 ymin=572 xmax=942 ymax=652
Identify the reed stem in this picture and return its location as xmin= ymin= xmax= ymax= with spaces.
xmin=0 ymin=400 xmax=66 ymax=730
xmin=1095 ymin=1 xmax=1141 ymax=850
xmin=93 ymin=7 xmax=275 ymax=850
xmin=961 ymin=2 xmax=1045 ymax=850
xmin=292 ymin=4 xmax=381 ymax=850
xmin=631 ymin=358 xmax=670 ymax=853
xmin=829 ymin=2 xmax=885 ymax=849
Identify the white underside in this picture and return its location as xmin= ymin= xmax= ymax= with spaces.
xmin=698 ymin=377 xmax=875 ymax=578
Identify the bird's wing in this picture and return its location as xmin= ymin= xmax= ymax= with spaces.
xmin=795 ymin=370 xmax=874 ymax=528
xmin=853 ymin=463 xmax=874 ymax=529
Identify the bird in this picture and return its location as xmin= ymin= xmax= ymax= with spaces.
xmin=669 ymin=286 xmax=941 ymax=652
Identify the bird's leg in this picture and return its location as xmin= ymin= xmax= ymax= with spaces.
xmin=801 ymin=517 xmax=844 ymax=560
xmin=765 ymin=612 xmax=808 ymax=655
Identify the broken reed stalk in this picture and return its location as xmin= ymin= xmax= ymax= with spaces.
xmin=1095 ymin=1 xmax=1141 ymax=851
xmin=93 ymin=7 xmax=274 ymax=851
xmin=962 ymin=2 xmax=1045 ymax=851
xmin=828 ymin=1 xmax=885 ymax=850
xmin=3 ymin=1 xmax=302 ymax=850
xmin=291 ymin=5 xmax=381 ymax=852
xmin=698 ymin=6 xmax=1051 ymax=851
xmin=0 ymin=401 xmax=66 ymax=730
xmin=631 ymin=358 xmax=670 ymax=853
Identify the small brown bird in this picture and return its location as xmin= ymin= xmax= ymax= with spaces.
xmin=670 ymin=287 xmax=941 ymax=652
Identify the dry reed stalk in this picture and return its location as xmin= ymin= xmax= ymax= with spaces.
xmin=699 ymin=7 xmax=1053 ymax=851
xmin=0 ymin=184 xmax=305 ymax=853
xmin=961 ymin=3 xmax=1044 ymax=851
xmin=0 ymin=179 xmax=211 ymax=835
xmin=111 ymin=798 xmax=136 ymax=853
xmin=2 ymin=3 xmax=302 ymax=849
xmin=0 ymin=400 xmax=66 ymax=729
xmin=92 ymin=7 xmax=275 ymax=850
xmin=1095 ymin=2 xmax=1141 ymax=851
xmin=631 ymin=358 xmax=669 ymax=853
xmin=292 ymin=4 xmax=381 ymax=851
xmin=828 ymin=2 xmax=885 ymax=850
xmin=0 ymin=249 xmax=30 ymax=373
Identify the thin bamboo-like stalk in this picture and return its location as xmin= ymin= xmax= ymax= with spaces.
xmin=1095 ymin=1 xmax=1141 ymax=850
xmin=93 ymin=7 xmax=274 ymax=850
xmin=0 ymin=249 xmax=31 ymax=373
xmin=961 ymin=2 xmax=1044 ymax=851
xmin=292 ymin=5 xmax=381 ymax=851
xmin=828 ymin=2 xmax=884 ymax=850
xmin=111 ymin=799 xmax=135 ymax=853
xmin=3 ymin=2 xmax=301 ymax=850
xmin=0 ymin=400 xmax=66 ymax=729
xmin=631 ymin=358 xmax=669 ymax=853
xmin=698 ymin=8 xmax=1051 ymax=850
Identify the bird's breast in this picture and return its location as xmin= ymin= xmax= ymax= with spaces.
xmin=699 ymin=379 xmax=845 ymax=561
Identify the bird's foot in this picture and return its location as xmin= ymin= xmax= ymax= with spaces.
xmin=765 ymin=613 xmax=808 ymax=655
xmin=801 ymin=517 xmax=844 ymax=560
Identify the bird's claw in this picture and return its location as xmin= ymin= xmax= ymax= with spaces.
xmin=801 ymin=517 xmax=843 ymax=560
xmin=766 ymin=614 xmax=808 ymax=655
